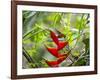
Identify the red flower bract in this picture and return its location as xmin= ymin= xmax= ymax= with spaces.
xmin=50 ymin=31 xmax=59 ymax=45
xmin=58 ymin=41 xmax=68 ymax=50
xmin=44 ymin=30 xmax=70 ymax=67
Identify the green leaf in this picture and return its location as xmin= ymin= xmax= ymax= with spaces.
xmin=74 ymin=57 xmax=87 ymax=66
xmin=83 ymin=38 xmax=89 ymax=52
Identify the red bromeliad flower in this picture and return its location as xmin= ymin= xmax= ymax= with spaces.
xmin=44 ymin=30 xmax=70 ymax=67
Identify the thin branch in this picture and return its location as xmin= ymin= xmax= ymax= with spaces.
xmin=23 ymin=29 xmax=45 ymax=41
xmin=71 ymin=51 xmax=86 ymax=66
xmin=23 ymin=47 xmax=39 ymax=68
xmin=23 ymin=27 xmax=37 ymax=39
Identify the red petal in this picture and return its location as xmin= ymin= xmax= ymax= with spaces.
xmin=58 ymin=41 xmax=68 ymax=50
xmin=57 ymin=56 xmax=66 ymax=64
xmin=45 ymin=46 xmax=67 ymax=58
xmin=44 ymin=51 xmax=70 ymax=67
xmin=58 ymin=53 xmax=69 ymax=58
xmin=50 ymin=31 xmax=59 ymax=45
xmin=45 ymin=46 xmax=59 ymax=57
xmin=57 ymin=52 xmax=70 ymax=65
xmin=45 ymin=59 xmax=58 ymax=67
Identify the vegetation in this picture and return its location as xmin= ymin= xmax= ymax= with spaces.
xmin=22 ymin=11 xmax=90 ymax=68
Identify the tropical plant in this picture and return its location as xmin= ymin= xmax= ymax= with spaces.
xmin=22 ymin=11 xmax=90 ymax=68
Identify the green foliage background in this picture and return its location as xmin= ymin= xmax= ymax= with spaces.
xmin=22 ymin=11 xmax=90 ymax=68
